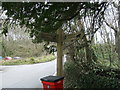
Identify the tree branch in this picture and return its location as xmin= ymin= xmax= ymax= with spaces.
xmin=52 ymin=10 xmax=80 ymax=21
xmin=104 ymin=20 xmax=117 ymax=33
xmin=37 ymin=32 xmax=57 ymax=42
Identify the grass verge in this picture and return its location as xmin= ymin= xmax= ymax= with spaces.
xmin=0 ymin=55 xmax=56 ymax=65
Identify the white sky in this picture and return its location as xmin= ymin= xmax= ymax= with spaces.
xmin=94 ymin=1 xmax=118 ymax=44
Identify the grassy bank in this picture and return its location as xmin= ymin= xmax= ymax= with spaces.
xmin=0 ymin=55 xmax=56 ymax=65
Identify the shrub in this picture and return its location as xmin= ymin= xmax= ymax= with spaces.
xmin=64 ymin=61 xmax=120 ymax=89
xmin=64 ymin=61 xmax=82 ymax=88
xmin=30 ymin=57 xmax=36 ymax=64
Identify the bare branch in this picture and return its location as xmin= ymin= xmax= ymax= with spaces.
xmin=104 ymin=20 xmax=117 ymax=33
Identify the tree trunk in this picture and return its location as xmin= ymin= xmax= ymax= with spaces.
xmin=2 ymin=38 xmax=6 ymax=57
xmin=115 ymin=32 xmax=120 ymax=59
xmin=116 ymin=1 xmax=120 ymax=61
xmin=117 ymin=1 xmax=120 ymax=60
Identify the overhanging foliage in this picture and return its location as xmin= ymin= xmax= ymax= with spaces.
xmin=2 ymin=2 xmax=108 ymax=43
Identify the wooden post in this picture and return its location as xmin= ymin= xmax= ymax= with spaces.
xmin=57 ymin=29 xmax=63 ymax=76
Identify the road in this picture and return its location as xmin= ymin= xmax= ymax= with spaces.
xmin=0 ymin=60 xmax=56 ymax=90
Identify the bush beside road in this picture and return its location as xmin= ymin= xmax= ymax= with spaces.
xmin=0 ymin=55 xmax=56 ymax=65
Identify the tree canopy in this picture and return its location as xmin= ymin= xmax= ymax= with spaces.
xmin=2 ymin=2 xmax=108 ymax=43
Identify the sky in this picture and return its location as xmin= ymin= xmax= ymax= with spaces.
xmin=94 ymin=1 xmax=118 ymax=44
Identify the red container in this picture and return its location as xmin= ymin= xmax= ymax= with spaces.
xmin=40 ymin=76 xmax=64 ymax=90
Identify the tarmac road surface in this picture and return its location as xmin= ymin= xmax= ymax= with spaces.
xmin=0 ymin=60 xmax=56 ymax=90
